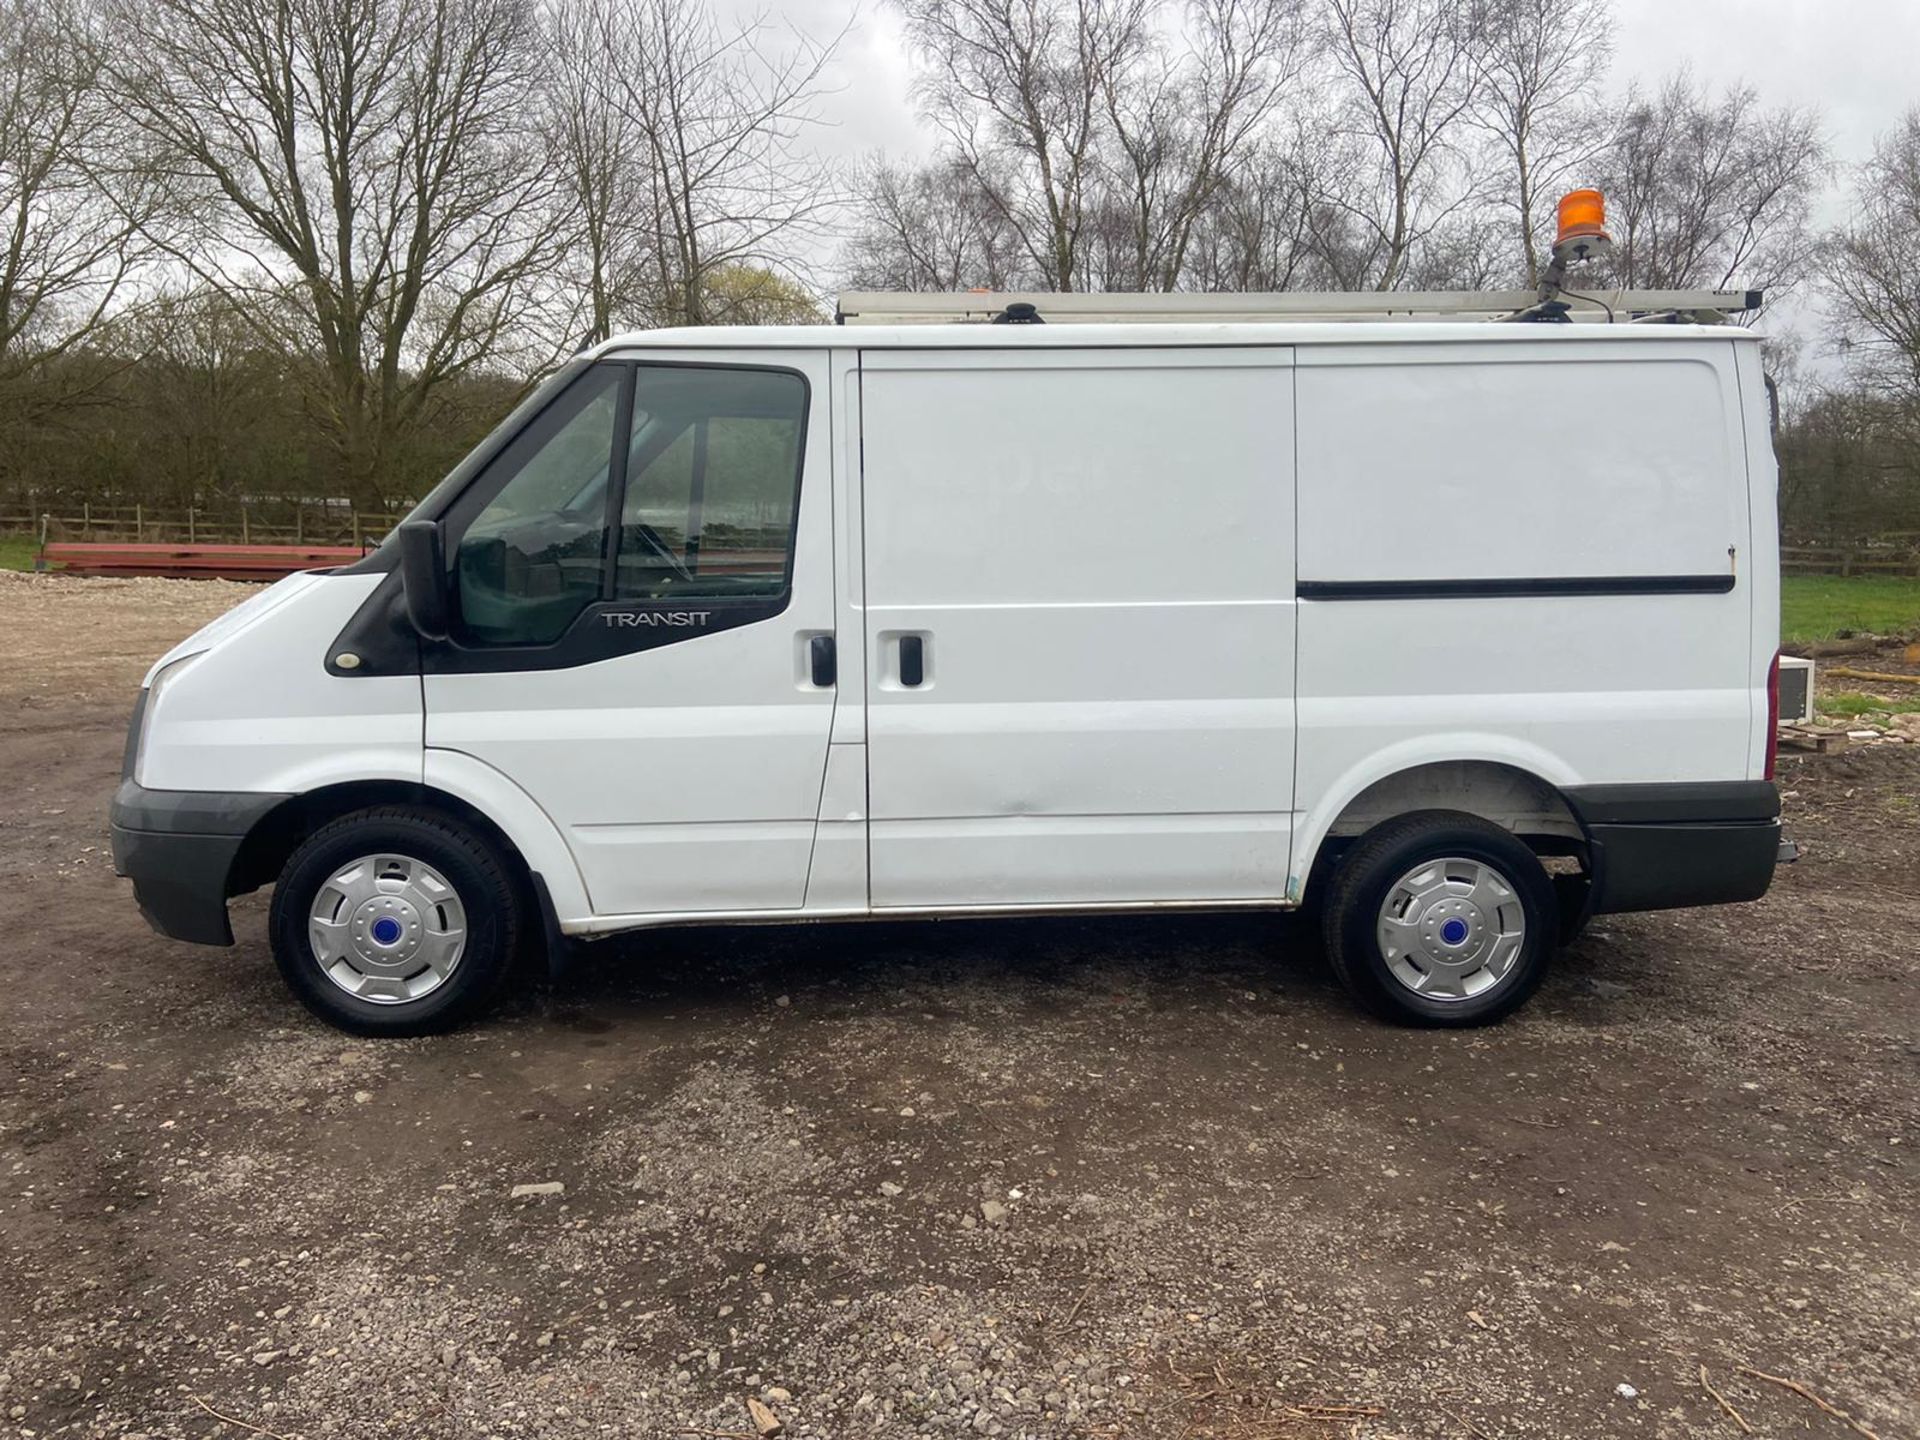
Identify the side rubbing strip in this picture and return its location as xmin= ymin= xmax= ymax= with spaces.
xmin=1296 ymin=575 xmax=1736 ymax=601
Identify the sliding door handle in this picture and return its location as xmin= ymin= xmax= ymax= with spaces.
xmin=809 ymin=634 xmax=836 ymax=687
xmin=898 ymin=634 xmax=925 ymax=688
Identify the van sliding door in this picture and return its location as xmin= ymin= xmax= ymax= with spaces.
xmin=858 ymin=347 xmax=1298 ymax=908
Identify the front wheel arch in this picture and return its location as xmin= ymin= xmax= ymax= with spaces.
xmin=230 ymin=781 xmax=535 ymax=905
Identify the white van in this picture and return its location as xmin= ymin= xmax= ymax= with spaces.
xmin=111 ymin=304 xmax=1790 ymax=1034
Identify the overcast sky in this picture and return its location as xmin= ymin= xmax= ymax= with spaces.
xmin=797 ymin=0 xmax=1920 ymax=183
xmin=1611 ymin=0 xmax=1918 ymax=180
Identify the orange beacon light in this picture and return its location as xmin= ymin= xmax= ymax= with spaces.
xmin=1553 ymin=188 xmax=1612 ymax=265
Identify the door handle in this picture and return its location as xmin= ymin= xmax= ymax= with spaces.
xmin=898 ymin=634 xmax=925 ymax=688
xmin=809 ymin=634 xmax=836 ymax=688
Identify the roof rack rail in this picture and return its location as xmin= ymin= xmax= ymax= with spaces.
xmin=834 ymin=288 xmax=1762 ymax=326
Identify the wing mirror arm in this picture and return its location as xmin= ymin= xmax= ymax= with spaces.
xmin=397 ymin=520 xmax=451 ymax=642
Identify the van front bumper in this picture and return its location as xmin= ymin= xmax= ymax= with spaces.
xmin=109 ymin=780 xmax=289 ymax=946
xmin=1564 ymin=781 xmax=1784 ymax=915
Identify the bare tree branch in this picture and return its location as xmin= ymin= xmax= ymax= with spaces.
xmin=108 ymin=0 xmax=568 ymax=508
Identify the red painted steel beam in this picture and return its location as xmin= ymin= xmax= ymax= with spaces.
xmin=38 ymin=542 xmax=364 ymax=581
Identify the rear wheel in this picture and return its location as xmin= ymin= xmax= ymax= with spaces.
xmin=1321 ymin=811 xmax=1555 ymax=1026
xmin=268 ymin=806 xmax=522 ymax=1036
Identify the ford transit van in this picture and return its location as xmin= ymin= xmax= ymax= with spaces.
xmin=111 ymin=308 xmax=1790 ymax=1033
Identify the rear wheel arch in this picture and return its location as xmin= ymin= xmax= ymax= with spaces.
xmin=1300 ymin=759 xmax=1589 ymax=917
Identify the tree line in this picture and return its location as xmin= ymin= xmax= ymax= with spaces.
xmin=0 ymin=0 xmax=1916 ymax=539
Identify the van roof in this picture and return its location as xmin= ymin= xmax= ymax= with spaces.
xmin=595 ymin=321 xmax=1757 ymax=355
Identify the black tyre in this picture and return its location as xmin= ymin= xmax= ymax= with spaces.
xmin=1320 ymin=810 xmax=1555 ymax=1027
xmin=268 ymin=805 xmax=523 ymax=1036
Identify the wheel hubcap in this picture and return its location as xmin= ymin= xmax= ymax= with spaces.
xmin=1375 ymin=855 xmax=1527 ymax=1002
xmin=308 ymin=853 xmax=467 ymax=1005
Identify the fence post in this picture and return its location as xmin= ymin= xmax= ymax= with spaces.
xmin=241 ymin=506 xmax=249 ymax=544
xmin=294 ymin=504 xmax=303 ymax=544
xmin=188 ymin=507 xmax=196 ymax=543
xmin=135 ymin=504 xmax=143 ymax=543
xmin=351 ymin=511 xmax=362 ymax=549
xmin=82 ymin=501 xmax=90 ymax=532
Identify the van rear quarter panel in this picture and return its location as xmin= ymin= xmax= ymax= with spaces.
xmin=1292 ymin=336 xmax=1758 ymax=889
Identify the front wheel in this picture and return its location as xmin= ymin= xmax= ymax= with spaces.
xmin=268 ymin=806 xmax=523 ymax=1036
xmin=1321 ymin=811 xmax=1556 ymax=1026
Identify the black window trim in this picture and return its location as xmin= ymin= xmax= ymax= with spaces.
xmin=440 ymin=360 xmax=631 ymax=649
xmin=418 ymin=355 xmax=813 ymax=674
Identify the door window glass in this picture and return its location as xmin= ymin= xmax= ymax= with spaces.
xmin=455 ymin=366 xmax=622 ymax=645
xmin=615 ymin=367 xmax=806 ymax=601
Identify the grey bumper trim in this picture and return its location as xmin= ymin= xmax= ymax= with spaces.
xmin=110 ymin=780 xmax=289 ymax=838
xmin=1563 ymin=780 xmax=1779 ymax=827
xmin=110 ymin=781 xmax=291 ymax=946
xmin=1564 ymin=781 xmax=1783 ymax=916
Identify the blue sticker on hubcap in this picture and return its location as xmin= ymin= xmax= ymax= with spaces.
xmin=371 ymin=916 xmax=403 ymax=946
xmin=1440 ymin=918 xmax=1469 ymax=946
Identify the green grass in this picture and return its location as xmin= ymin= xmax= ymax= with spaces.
xmin=1817 ymin=691 xmax=1920 ymax=718
xmin=1780 ymin=575 xmax=1920 ymax=646
xmin=0 ymin=534 xmax=40 ymax=571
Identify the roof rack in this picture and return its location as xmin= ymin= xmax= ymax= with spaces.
xmin=834 ymin=288 xmax=1763 ymax=327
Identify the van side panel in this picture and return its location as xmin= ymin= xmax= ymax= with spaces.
xmin=1291 ymin=338 xmax=1755 ymax=892
xmin=860 ymin=347 xmax=1297 ymax=907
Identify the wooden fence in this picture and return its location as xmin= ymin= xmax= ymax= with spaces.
xmin=1781 ymin=533 xmax=1920 ymax=577
xmin=0 ymin=503 xmax=401 ymax=551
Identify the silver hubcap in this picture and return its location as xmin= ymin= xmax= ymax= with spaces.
xmin=308 ymin=853 xmax=467 ymax=1005
xmin=1375 ymin=856 xmax=1527 ymax=1002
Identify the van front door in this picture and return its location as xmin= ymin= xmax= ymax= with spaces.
xmin=422 ymin=349 xmax=839 ymax=919
xmin=859 ymin=347 xmax=1298 ymax=909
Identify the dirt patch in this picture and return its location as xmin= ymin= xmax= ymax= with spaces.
xmin=0 ymin=574 xmax=1914 ymax=1439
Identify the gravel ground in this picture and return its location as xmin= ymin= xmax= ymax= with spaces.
xmin=0 ymin=570 xmax=1914 ymax=1440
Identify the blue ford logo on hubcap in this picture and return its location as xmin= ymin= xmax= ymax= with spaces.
xmin=371 ymin=916 xmax=404 ymax=946
xmin=1440 ymin=918 xmax=1470 ymax=946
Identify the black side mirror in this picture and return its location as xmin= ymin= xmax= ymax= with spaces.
xmin=397 ymin=520 xmax=450 ymax=641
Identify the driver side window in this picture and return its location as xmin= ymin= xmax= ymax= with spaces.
xmin=614 ymin=367 xmax=806 ymax=602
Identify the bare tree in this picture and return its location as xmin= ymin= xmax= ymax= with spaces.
xmin=0 ymin=0 xmax=150 ymax=461
xmin=541 ymin=0 xmax=657 ymax=345
xmin=1092 ymin=0 xmax=1307 ymax=291
xmin=561 ymin=0 xmax=843 ymax=330
xmin=896 ymin=0 xmax=1156 ymax=291
xmin=1183 ymin=123 xmax=1375 ymax=290
xmin=108 ymin=0 xmax=565 ymax=508
xmin=1468 ymin=0 xmax=1611 ymax=286
xmin=841 ymin=154 xmax=1024 ymax=290
xmin=1595 ymin=72 xmax=1826 ymax=299
xmin=1823 ymin=109 xmax=1920 ymax=405
xmin=125 ymin=284 xmax=291 ymax=507
xmin=1400 ymin=208 xmax=1508 ymax=288
xmin=1321 ymin=0 xmax=1482 ymax=291
xmin=701 ymin=262 xmax=825 ymax=323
